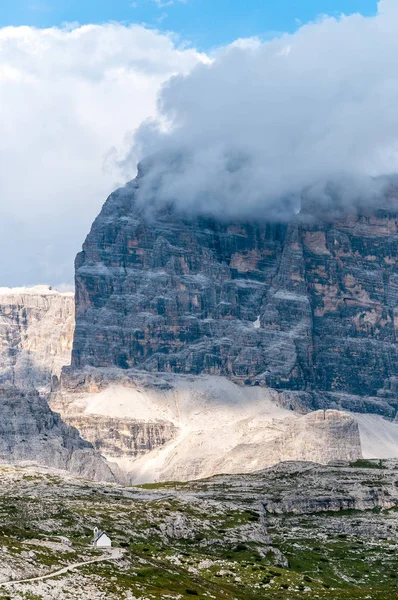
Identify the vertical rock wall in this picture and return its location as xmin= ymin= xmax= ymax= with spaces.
xmin=69 ymin=177 xmax=398 ymax=415
xmin=0 ymin=286 xmax=74 ymax=392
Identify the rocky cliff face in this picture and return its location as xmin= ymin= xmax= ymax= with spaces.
xmin=70 ymin=175 xmax=398 ymax=417
xmin=0 ymin=289 xmax=128 ymax=482
xmin=64 ymin=414 xmax=177 ymax=464
xmin=0 ymin=386 xmax=119 ymax=482
xmin=0 ymin=286 xmax=74 ymax=392
xmin=72 ymin=179 xmax=286 ymax=378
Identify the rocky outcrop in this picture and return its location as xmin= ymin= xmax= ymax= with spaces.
xmin=0 ymin=286 xmax=74 ymax=392
xmin=262 ymin=460 xmax=398 ymax=514
xmin=133 ymin=409 xmax=362 ymax=483
xmin=63 ymin=414 xmax=177 ymax=462
xmin=69 ymin=174 xmax=398 ymax=416
xmin=212 ymin=410 xmax=362 ymax=477
xmin=0 ymin=288 xmax=129 ymax=482
xmin=0 ymin=386 xmax=119 ymax=482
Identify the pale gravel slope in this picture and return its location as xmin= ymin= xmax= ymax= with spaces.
xmin=57 ymin=373 xmax=398 ymax=482
xmin=54 ymin=374 xmax=362 ymax=482
xmin=353 ymin=412 xmax=398 ymax=459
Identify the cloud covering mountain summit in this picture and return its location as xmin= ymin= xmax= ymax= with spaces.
xmin=129 ymin=0 xmax=398 ymax=218
xmin=1 ymin=3 xmax=397 ymax=286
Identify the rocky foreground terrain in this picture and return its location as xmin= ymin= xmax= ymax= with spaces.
xmin=0 ymin=459 xmax=397 ymax=599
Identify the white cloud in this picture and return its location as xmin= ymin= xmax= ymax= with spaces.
xmin=378 ymin=0 xmax=398 ymax=14
xmin=151 ymin=0 xmax=187 ymax=7
xmin=0 ymin=23 xmax=205 ymax=286
xmin=130 ymin=0 xmax=398 ymax=219
xmin=3 ymin=1 xmax=398 ymax=288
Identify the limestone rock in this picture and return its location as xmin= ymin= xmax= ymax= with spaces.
xmin=134 ymin=409 xmax=362 ymax=483
xmin=160 ymin=514 xmax=196 ymax=540
xmin=0 ymin=286 xmax=74 ymax=392
xmin=63 ymin=414 xmax=177 ymax=462
xmin=211 ymin=410 xmax=362 ymax=477
xmin=0 ymin=386 xmax=119 ymax=482
xmin=263 ymin=460 xmax=398 ymax=514
xmin=69 ymin=175 xmax=398 ymax=415
xmin=3 ymin=173 xmax=396 ymax=484
xmin=52 ymin=371 xmax=363 ymax=483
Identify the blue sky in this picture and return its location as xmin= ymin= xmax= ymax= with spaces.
xmin=1 ymin=0 xmax=378 ymax=49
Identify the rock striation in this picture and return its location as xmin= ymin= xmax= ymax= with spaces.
xmin=0 ymin=286 xmax=74 ymax=392
xmin=64 ymin=414 xmax=177 ymax=464
xmin=0 ymin=288 xmax=128 ymax=482
xmin=46 ymin=172 xmax=398 ymax=481
xmin=69 ymin=173 xmax=398 ymax=417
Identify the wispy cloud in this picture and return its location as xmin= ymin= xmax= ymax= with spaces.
xmin=156 ymin=12 xmax=168 ymax=23
xmin=151 ymin=0 xmax=188 ymax=8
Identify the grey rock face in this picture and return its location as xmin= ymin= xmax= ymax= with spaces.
xmin=262 ymin=460 xmax=398 ymax=514
xmin=70 ymin=174 xmax=398 ymax=415
xmin=0 ymin=286 xmax=74 ymax=392
xmin=51 ymin=367 xmax=180 ymax=464
xmin=0 ymin=386 xmax=119 ymax=482
xmin=0 ymin=288 xmax=126 ymax=482
xmin=72 ymin=178 xmax=287 ymax=379
xmin=63 ymin=414 xmax=177 ymax=460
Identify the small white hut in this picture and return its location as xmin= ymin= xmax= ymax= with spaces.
xmin=92 ymin=527 xmax=112 ymax=548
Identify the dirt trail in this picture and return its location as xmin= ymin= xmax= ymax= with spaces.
xmin=0 ymin=548 xmax=123 ymax=586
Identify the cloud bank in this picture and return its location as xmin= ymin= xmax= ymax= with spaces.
xmin=0 ymin=23 xmax=205 ymax=286
xmin=130 ymin=0 xmax=398 ymax=220
xmin=3 ymin=3 xmax=398 ymax=287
